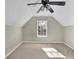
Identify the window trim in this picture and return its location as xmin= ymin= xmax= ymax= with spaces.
xmin=37 ymin=20 xmax=47 ymax=37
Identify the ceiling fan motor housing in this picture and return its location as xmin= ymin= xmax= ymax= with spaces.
xmin=42 ymin=0 xmax=48 ymax=7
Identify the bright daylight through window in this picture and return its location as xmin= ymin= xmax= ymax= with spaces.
xmin=37 ymin=20 xmax=47 ymax=37
xmin=42 ymin=48 xmax=66 ymax=58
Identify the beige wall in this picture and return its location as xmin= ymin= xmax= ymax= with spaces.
xmin=64 ymin=26 xmax=74 ymax=49
xmin=23 ymin=16 xmax=64 ymax=43
xmin=5 ymin=26 xmax=22 ymax=55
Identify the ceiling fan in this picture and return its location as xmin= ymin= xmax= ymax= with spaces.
xmin=27 ymin=0 xmax=65 ymax=13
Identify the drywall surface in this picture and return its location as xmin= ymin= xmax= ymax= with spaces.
xmin=64 ymin=26 xmax=74 ymax=49
xmin=5 ymin=26 xmax=22 ymax=55
xmin=23 ymin=16 xmax=64 ymax=43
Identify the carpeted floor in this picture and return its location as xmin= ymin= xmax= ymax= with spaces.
xmin=6 ymin=43 xmax=74 ymax=59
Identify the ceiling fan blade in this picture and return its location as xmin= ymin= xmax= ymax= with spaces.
xmin=48 ymin=7 xmax=54 ymax=13
xmin=27 ymin=3 xmax=42 ymax=5
xmin=37 ymin=6 xmax=44 ymax=13
xmin=46 ymin=5 xmax=54 ymax=13
xmin=49 ymin=1 xmax=65 ymax=6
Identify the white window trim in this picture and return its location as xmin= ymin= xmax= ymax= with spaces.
xmin=37 ymin=20 xmax=48 ymax=37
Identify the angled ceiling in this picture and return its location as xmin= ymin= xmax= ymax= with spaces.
xmin=5 ymin=0 xmax=74 ymax=27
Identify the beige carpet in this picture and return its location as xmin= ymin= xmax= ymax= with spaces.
xmin=6 ymin=43 xmax=74 ymax=59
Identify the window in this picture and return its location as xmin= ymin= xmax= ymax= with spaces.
xmin=37 ymin=20 xmax=47 ymax=37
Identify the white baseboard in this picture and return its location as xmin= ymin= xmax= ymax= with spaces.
xmin=64 ymin=42 xmax=74 ymax=50
xmin=5 ymin=41 xmax=23 ymax=58
xmin=23 ymin=41 xmax=63 ymax=43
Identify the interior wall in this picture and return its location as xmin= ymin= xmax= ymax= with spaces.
xmin=5 ymin=25 xmax=22 ymax=56
xmin=23 ymin=16 xmax=64 ymax=43
xmin=64 ymin=26 xmax=74 ymax=49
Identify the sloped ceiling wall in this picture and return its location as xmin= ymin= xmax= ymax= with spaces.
xmin=5 ymin=0 xmax=74 ymax=27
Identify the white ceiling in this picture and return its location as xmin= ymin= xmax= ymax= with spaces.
xmin=5 ymin=0 xmax=74 ymax=27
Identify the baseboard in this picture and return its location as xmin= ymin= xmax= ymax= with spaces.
xmin=23 ymin=41 xmax=63 ymax=44
xmin=23 ymin=41 xmax=74 ymax=49
xmin=64 ymin=42 xmax=74 ymax=50
xmin=5 ymin=41 xmax=23 ymax=58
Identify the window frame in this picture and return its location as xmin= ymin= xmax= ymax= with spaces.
xmin=37 ymin=20 xmax=47 ymax=37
